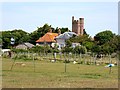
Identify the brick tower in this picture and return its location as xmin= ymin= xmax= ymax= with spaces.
xmin=72 ymin=16 xmax=84 ymax=35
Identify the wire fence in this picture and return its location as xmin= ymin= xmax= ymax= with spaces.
xmin=2 ymin=51 xmax=118 ymax=66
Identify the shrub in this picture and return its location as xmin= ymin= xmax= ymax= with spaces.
xmin=73 ymin=46 xmax=87 ymax=54
xmin=11 ymin=48 xmax=28 ymax=53
xmin=86 ymin=61 xmax=90 ymax=65
xmin=61 ymin=47 xmax=73 ymax=54
xmin=78 ymin=61 xmax=84 ymax=64
xmin=63 ymin=59 xmax=70 ymax=63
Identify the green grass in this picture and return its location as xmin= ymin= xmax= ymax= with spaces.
xmin=2 ymin=57 xmax=118 ymax=88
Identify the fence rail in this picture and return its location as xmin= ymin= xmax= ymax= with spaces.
xmin=2 ymin=52 xmax=118 ymax=66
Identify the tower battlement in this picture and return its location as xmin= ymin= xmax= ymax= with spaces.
xmin=72 ymin=20 xmax=80 ymax=24
xmin=72 ymin=16 xmax=84 ymax=35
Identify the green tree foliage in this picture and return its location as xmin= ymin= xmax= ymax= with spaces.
xmin=52 ymin=43 xmax=59 ymax=53
xmin=82 ymin=41 xmax=94 ymax=52
xmin=11 ymin=30 xmax=30 ymax=45
xmin=2 ymin=30 xmax=30 ymax=49
xmin=30 ymin=45 xmax=53 ymax=54
xmin=44 ymin=45 xmax=52 ymax=54
xmin=101 ymin=42 xmax=114 ymax=55
xmin=60 ymin=27 xmax=69 ymax=34
xmin=116 ymin=35 xmax=120 ymax=51
xmin=69 ymin=34 xmax=91 ymax=45
xmin=65 ymin=39 xmax=72 ymax=47
xmin=61 ymin=47 xmax=73 ymax=54
xmin=61 ymin=39 xmax=73 ymax=54
xmin=92 ymin=30 xmax=118 ymax=55
xmin=94 ymin=30 xmax=113 ymax=45
xmin=30 ymin=46 xmax=44 ymax=53
xmin=67 ymin=31 xmax=93 ymax=52
xmin=29 ymin=24 xmax=51 ymax=45
xmin=2 ymin=31 xmax=11 ymax=48
xmin=110 ymin=35 xmax=120 ymax=52
xmin=91 ymin=44 xmax=101 ymax=54
xmin=73 ymin=46 xmax=87 ymax=54
xmin=11 ymin=48 xmax=28 ymax=53
xmin=53 ymin=27 xmax=69 ymax=34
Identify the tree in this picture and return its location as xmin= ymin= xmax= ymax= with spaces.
xmin=61 ymin=47 xmax=73 ymax=54
xmin=2 ymin=30 xmax=30 ymax=49
xmin=94 ymin=30 xmax=114 ymax=45
xmin=69 ymin=34 xmax=92 ymax=45
xmin=11 ymin=29 xmax=30 ymax=45
xmin=82 ymin=41 xmax=94 ymax=52
xmin=116 ymin=35 xmax=120 ymax=51
xmin=29 ymin=24 xmax=51 ymax=45
xmin=65 ymin=39 xmax=72 ymax=47
xmin=60 ymin=27 xmax=69 ymax=34
xmin=101 ymin=43 xmax=112 ymax=54
xmin=92 ymin=30 xmax=118 ymax=55
xmin=91 ymin=44 xmax=101 ymax=54
xmin=2 ymin=31 xmax=11 ymax=48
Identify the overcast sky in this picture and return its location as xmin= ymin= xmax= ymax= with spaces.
xmin=1 ymin=2 xmax=118 ymax=37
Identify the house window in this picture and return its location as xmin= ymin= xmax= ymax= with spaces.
xmin=60 ymin=44 xmax=65 ymax=47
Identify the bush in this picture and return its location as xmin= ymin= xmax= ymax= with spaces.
xmin=11 ymin=48 xmax=28 ymax=53
xmin=111 ymin=53 xmax=117 ymax=58
xmin=61 ymin=47 xmax=73 ymax=54
xmin=12 ymin=54 xmax=33 ymax=60
xmin=63 ymin=60 xmax=70 ymax=63
xmin=30 ymin=46 xmax=44 ymax=53
xmin=86 ymin=61 xmax=90 ymax=65
xmin=78 ymin=61 xmax=84 ymax=64
xmin=30 ymin=45 xmax=53 ymax=54
xmin=52 ymin=49 xmax=59 ymax=53
xmin=73 ymin=46 xmax=87 ymax=54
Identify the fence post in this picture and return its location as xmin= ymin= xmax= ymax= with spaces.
xmin=68 ymin=52 xmax=71 ymax=62
xmin=10 ymin=58 xmax=16 ymax=70
xmin=79 ymin=53 xmax=81 ymax=64
xmin=90 ymin=55 xmax=92 ymax=65
xmin=74 ymin=52 xmax=76 ymax=61
xmin=64 ymin=53 xmax=67 ymax=73
xmin=109 ymin=54 xmax=112 ymax=74
xmin=94 ymin=54 xmax=96 ymax=65
xmin=10 ymin=53 xmax=17 ymax=70
xmin=33 ymin=54 xmax=36 ymax=72
xmin=83 ymin=54 xmax=85 ymax=64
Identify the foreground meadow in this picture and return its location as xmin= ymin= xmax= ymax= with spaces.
xmin=2 ymin=58 xmax=118 ymax=88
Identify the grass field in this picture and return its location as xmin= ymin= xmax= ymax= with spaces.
xmin=2 ymin=57 xmax=118 ymax=88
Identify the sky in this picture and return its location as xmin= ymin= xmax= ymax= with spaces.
xmin=1 ymin=2 xmax=118 ymax=37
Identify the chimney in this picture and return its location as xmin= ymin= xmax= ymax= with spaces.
xmin=58 ymin=28 xmax=61 ymax=35
xmin=49 ymin=28 xmax=52 ymax=33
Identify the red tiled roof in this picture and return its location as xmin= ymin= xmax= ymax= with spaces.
xmin=36 ymin=32 xmax=58 ymax=43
